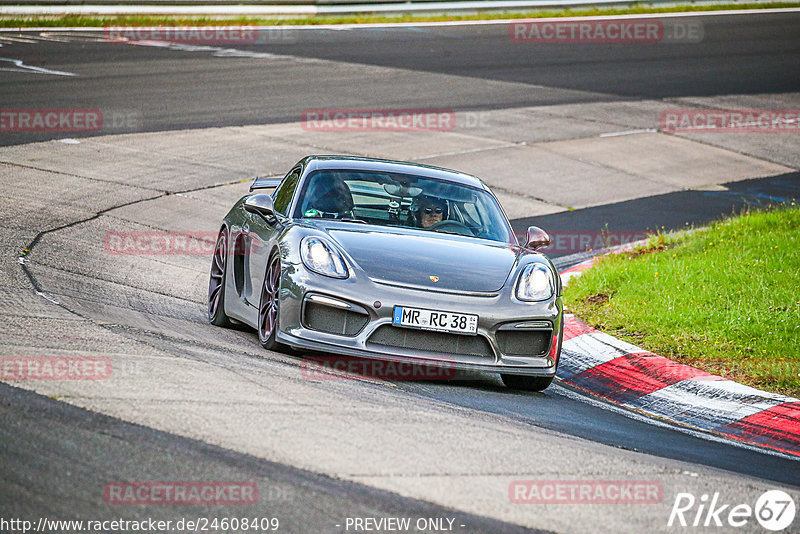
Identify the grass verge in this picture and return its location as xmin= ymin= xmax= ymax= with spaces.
xmin=1 ymin=2 xmax=799 ymax=28
xmin=564 ymin=205 xmax=800 ymax=397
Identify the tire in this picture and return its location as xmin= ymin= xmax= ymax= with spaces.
xmin=501 ymin=374 xmax=553 ymax=392
xmin=258 ymin=251 xmax=283 ymax=351
xmin=208 ymin=229 xmax=232 ymax=327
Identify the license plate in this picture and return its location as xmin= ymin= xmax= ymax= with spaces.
xmin=392 ymin=306 xmax=478 ymax=335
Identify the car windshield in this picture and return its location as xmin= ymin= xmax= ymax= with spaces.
xmin=293 ymin=169 xmax=515 ymax=244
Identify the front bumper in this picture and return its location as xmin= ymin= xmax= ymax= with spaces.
xmin=276 ymin=261 xmax=562 ymax=377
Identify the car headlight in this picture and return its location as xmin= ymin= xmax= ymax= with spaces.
xmin=516 ymin=263 xmax=554 ymax=301
xmin=301 ymin=236 xmax=348 ymax=279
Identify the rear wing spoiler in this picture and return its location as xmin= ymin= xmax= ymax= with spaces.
xmin=250 ymin=176 xmax=282 ymax=192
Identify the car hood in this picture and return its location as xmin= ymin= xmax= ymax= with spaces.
xmin=322 ymin=225 xmax=519 ymax=293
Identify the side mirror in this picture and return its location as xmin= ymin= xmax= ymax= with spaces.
xmin=525 ymin=226 xmax=551 ymax=250
xmin=244 ymin=194 xmax=276 ymax=223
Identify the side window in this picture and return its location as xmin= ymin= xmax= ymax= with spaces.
xmin=272 ymin=168 xmax=301 ymax=215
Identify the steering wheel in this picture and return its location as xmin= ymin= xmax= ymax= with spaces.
xmin=426 ymin=220 xmax=474 ymax=237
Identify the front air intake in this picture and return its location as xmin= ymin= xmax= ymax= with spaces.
xmin=302 ymin=299 xmax=369 ymax=336
xmin=496 ymin=330 xmax=551 ymax=356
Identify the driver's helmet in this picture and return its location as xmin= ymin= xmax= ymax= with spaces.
xmin=303 ymin=174 xmax=354 ymax=218
xmin=408 ymin=194 xmax=448 ymax=228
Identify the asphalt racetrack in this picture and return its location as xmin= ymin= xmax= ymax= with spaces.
xmin=1 ymin=10 xmax=799 ymax=534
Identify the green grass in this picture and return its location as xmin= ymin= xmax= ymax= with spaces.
xmin=1 ymin=2 xmax=799 ymax=27
xmin=564 ymin=205 xmax=800 ymax=397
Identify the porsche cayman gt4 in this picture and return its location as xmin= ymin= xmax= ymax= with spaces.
xmin=208 ymin=155 xmax=563 ymax=391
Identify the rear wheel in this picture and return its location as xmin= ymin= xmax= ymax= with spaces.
xmin=501 ymin=374 xmax=553 ymax=392
xmin=258 ymin=251 xmax=282 ymax=350
xmin=208 ymin=229 xmax=231 ymax=327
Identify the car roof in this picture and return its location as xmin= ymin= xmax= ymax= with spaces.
xmin=303 ymin=155 xmax=489 ymax=190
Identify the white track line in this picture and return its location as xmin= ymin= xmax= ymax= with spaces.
xmin=0 ymin=57 xmax=76 ymax=76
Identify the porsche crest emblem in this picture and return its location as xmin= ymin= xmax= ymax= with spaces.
xmin=429 ymin=276 xmax=439 ymax=283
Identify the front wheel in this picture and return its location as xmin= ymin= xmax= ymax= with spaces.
xmin=501 ymin=374 xmax=553 ymax=392
xmin=258 ymin=251 xmax=283 ymax=351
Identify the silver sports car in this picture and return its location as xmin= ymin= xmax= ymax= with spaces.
xmin=208 ymin=156 xmax=563 ymax=391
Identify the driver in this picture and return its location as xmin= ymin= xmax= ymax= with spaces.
xmin=410 ymin=195 xmax=448 ymax=229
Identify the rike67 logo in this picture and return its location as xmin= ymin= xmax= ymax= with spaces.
xmin=668 ymin=490 xmax=796 ymax=531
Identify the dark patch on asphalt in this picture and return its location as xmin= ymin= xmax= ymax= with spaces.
xmin=512 ymin=172 xmax=800 ymax=258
